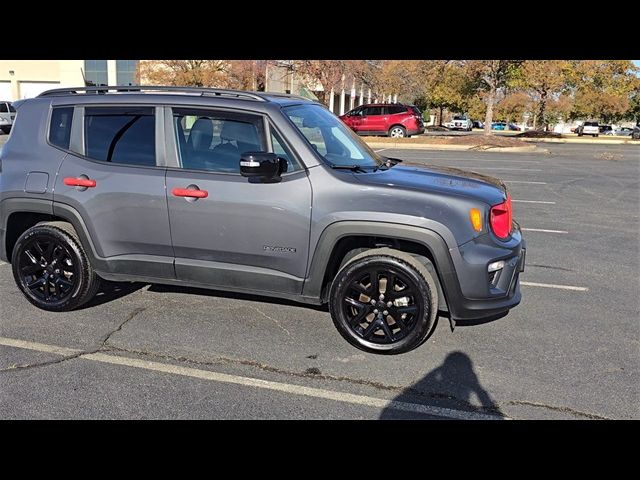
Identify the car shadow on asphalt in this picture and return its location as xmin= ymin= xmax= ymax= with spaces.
xmin=379 ymin=351 xmax=504 ymax=419
xmin=145 ymin=283 xmax=329 ymax=312
xmin=79 ymin=281 xmax=147 ymax=309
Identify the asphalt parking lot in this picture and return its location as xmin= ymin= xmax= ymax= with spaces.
xmin=1 ymin=138 xmax=638 ymax=419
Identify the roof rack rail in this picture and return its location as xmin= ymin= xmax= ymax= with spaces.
xmin=37 ymin=85 xmax=267 ymax=102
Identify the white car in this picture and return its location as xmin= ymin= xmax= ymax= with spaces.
xmin=0 ymin=101 xmax=16 ymax=134
xmin=577 ymin=121 xmax=599 ymax=137
xmin=448 ymin=115 xmax=473 ymax=131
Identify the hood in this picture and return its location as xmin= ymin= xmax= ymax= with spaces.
xmin=353 ymin=161 xmax=507 ymax=206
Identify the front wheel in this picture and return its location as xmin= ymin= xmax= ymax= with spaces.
xmin=11 ymin=223 xmax=101 ymax=311
xmin=388 ymin=126 xmax=406 ymax=138
xmin=329 ymin=248 xmax=438 ymax=354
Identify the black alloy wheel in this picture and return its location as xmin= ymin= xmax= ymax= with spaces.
xmin=17 ymin=234 xmax=77 ymax=306
xmin=329 ymin=248 xmax=438 ymax=354
xmin=11 ymin=223 xmax=101 ymax=311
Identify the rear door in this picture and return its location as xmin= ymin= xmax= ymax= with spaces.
xmin=54 ymin=105 xmax=174 ymax=278
xmin=163 ymin=106 xmax=312 ymax=294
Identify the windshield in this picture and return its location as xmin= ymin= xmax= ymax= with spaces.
xmin=283 ymin=104 xmax=383 ymax=168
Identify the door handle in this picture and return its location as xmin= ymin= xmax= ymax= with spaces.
xmin=172 ymin=187 xmax=208 ymax=199
xmin=63 ymin=177 xmax=96 ymax=188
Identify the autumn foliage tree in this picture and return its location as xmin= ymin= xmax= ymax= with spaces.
xmin=138 ymin=60 xmax=266 ymax=90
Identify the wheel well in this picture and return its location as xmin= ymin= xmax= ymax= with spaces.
xmin=389 ymin=124 xmax=406 ymax=132
xmin=4 ymin=212 xmax=68 ymax=261
xmin=319 ymin=235 xmax=447 ymax=308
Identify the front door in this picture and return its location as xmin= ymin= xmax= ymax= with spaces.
xmin=362 ymin=106 xmax=385 ymax=133
xmin=164 ymin=106 xmax=312 ymax=295
xmin=54 ymin=105 xmax=174 ymax=278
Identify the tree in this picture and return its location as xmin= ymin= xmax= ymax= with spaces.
xmin=495 ymin=91 xmax=530 ymax=126
xmin=465 ymin=60 xmax=522 ymax=135
xmin=518 ymin=60 xmax=571 ymax=130
xmin=290 ymin=60 xmax=346 ymax=104
xmin=419 ymin=61 xmax=475 ymax=125
xmin=568 ymin=60 xmax=638 ymax=123
xmin=138 ymin=60 xmax=230 ymax=87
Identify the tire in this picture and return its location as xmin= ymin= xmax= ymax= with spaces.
xmin=594 ymin=134 xmax=598 ymax=137
xmin=329 ymin=248 xmax=438 ymax=354
xmin=388 ymin=125 xmax=406 ymax=138
xmin=11 ymin=223 xmax=101 ymax=312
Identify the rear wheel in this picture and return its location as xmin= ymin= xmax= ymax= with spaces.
xmin=11 ymin=223 xmax=100 ymax=311
xmin=388 ymin=126 xmax=406 ymax=138
xmin=329 ymin=248 xmax=438 ymax=354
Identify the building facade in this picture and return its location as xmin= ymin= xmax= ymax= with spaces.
xmin=0 ymin=60 xmax=139 ymax=100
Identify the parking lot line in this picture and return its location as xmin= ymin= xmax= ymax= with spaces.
xmin=521 ymin=228 xmax=568 ymax=234
xmin=520 ymin=281 xmax=588 ymax=292
xmin=504 ymin=180 xmax=547 ymax=185
xmin=513 ymin=200 xmax=556 ymax=204
xmin=374 ymin=148 xmax=390 ymax=153
xmin=0 ymin=336 xmax=506 ymax=421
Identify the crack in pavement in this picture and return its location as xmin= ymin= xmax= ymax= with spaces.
xmin=506 ymin=400 xmax=610 ymax=420
xmin=250 ymin=306 xmax=291 ymax=337
xmin=0 ymin=307 xmax=146 ymax=373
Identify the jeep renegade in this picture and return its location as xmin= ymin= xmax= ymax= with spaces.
xmin=0 ymin=86 xmax=525 ymax=354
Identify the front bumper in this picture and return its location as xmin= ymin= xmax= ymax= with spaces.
xmin=441 ymin=228 xmax=525 ymax=321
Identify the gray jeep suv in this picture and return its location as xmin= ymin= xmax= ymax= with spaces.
xmin=0 ymin=86 xmax=525 ymax=354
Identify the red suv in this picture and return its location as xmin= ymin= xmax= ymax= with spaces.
xmin=340 ymin=103 xmax=425 ymax=138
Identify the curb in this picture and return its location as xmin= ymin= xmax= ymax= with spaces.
xmin=518 ymin=137 xmax=637 ymax=145
xmin=364 ymin=141 xmax=548 ymax=154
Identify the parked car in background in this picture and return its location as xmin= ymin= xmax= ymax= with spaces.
xmin=632 ymin=124 xmax=640 ymax=140
xmin=508 ymin=123 xmax=521 ymax=131
xmin=600 ymin=125 xmax=614 ymax=135
xmin=577 ymin=121 xmax=599 ymax=137
xmin=492 ymin=122 xmax=506 ymax=130
xmin=614 ymin=127 xmax=634 ymax=136
xmin=340 ymin=103 xmax=425 ymax=138
xmin=0 ymin=100 xmax=16 ymax=134
xmin=446 ymin=115 xmax=473 ymax=131
xmin=472 ymin=120 xmax=484 ymax=129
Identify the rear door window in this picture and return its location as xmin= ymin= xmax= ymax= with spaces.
xmin=363 ymin=106 xmax=382 ymax=116
xmin=83 ymin=106 xmax=156 ymax=167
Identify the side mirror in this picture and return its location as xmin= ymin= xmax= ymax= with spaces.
xmin=240 ymin=152 xmax=287 ymax=181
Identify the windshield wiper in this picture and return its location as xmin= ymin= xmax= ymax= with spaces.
xmin=330 ymin=164 xmax=369 ymax=173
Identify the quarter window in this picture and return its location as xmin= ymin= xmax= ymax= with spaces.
xmin=84 ymin=106 xmax=156 ymax=167
xmin=49 ymin=107 xmax=73 ymax=150
xmin=172 ymin=108 xmax=266 ymax=173
xmin=270 ymin=128 xmax=301 ymax=172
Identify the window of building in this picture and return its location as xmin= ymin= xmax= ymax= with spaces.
xmin=116 ymin=60 xmax=139 ymax=86
xmin=84 ymin=60 xmax=108 ymax=86
xmin=49 ymin=107 xmax=73 ymax=150
xmin=172 ymin=107 xmax=266 ymax=173
xmin=84 ymin=107 xmax=156 ymax=167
